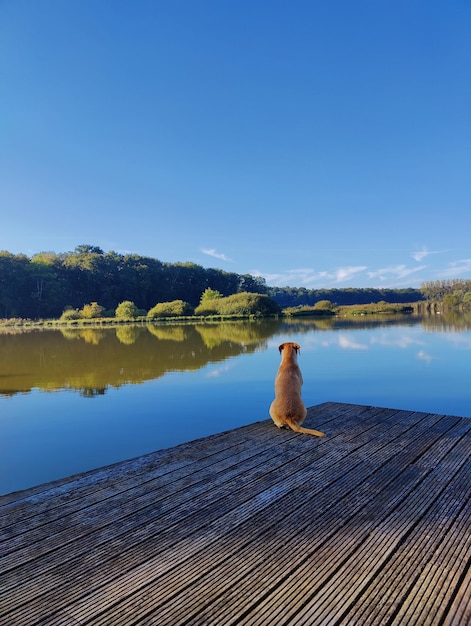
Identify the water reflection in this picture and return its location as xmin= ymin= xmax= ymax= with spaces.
xmin=115 ymin=325 xmax=146 ymax=345
xmin=1 ymin=313 xmax=471 ymax=398
xmin=419 ymin=310 xmax=471 ymax=333
xmin=3 ymin=312 xmax=471 ymax=495
xmin=0 ymin=320 xmax=282 ymax=396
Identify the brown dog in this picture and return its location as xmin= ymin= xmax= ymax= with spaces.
xmin=269 ymin=342 xmax=325 ymax=437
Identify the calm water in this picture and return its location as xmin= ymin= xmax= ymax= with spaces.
xmin=2 ymin=313 xmax=470 ymax=495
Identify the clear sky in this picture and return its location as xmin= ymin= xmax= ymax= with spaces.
xmin=1 ymin=0 xmax=470 ymax=289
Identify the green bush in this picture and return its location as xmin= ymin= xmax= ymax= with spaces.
xmin=59 ymin=308 xmax=81 ymax=321
xmin=194 ymin=301 xmax=220 ymax=315
xmin=314 ymin=299 xmax=334 ymax=310
xmin=199 ymin=287 xmax=223 ymax=304
xmin=147 ymin=300 xmax=194 ymax=318
xmin=216 ymin=292 xmax=280 ymax=316
xmin=283 ymin=305 xmax=335 ymax=317
xmin=80 ymin=302 xmax=106 ymax=319
xmin=115 ymin=300 xmax=139 ymax=319
xmin=195 ymin=292 xmax=280 ymax=317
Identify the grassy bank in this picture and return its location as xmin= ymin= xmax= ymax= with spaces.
xmin=0 ymin=313 xmax=284 ymax=330
xmin=0 ymin=302 xmax=417 ymax=330
xmin=336 ymin=302 xmax=414 ymax=316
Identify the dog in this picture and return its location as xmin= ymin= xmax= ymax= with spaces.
xmin=269 ymin=342 xmax=326 ymax=437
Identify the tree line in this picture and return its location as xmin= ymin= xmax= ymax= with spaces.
xmin=0 ymin=245 xmax=267 ymax=319
xmin=268 ymin=286 xmax=423 ymax=308
xmin=0 ymin=244 xmax=432 ymax=320
xmin=419 ymin=279 xmax=471 ymax=307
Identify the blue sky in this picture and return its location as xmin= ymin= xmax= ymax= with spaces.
xmin=1 ymin=0 xmax=470 ymax=289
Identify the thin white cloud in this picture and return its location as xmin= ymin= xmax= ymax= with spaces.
xmin=201 ymin=248 xmax=233 ymax=262
xmin=250 ymin=266 xmax=368 ymax=287
xmin=250 ymin=268 xmax=329 ymax=287
xmin=438 ymin=258 xmax=471 ymax=278
xmin=367 ymin=264 xmax=427 ymax=282
xmin=371 ymin=334 xmax=424 ymax=349
xmin=251 ymin=256 xmax=469 ymax=289
xmin=411 ymin=247 xmax=441 ymax=262
xmin=444 ymin=333 xmax=471 ymax=349
xmin=338 ymin=335 xmax=368 ymax=350
xmin=418 ymin=350 xmax=434 ymax=363
xmin=207 ymin=363 xmax=232 ymax=377
xmin=335 ymin=266 xmax=368 ymax=282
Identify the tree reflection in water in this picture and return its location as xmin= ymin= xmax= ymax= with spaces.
xmin=2 ymin=312 xmax=471 ymax=398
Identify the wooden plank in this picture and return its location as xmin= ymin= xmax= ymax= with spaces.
xmin=321 ymin=436 xmax=471 ymax=625
xmin=0 ymin=403 xmax=357 ymax=621
xmin=289 ymin=419 xmax=470 ymax=625
xmin=444 ymin=565 xmax=471 ymax=626
xmin=176 ymin=414 xmax=462 ymax=626
xmin=2 ymin=424 xmax=292 ymax=553
xmin=0 ymin=401 xmax=343 ymax=522
xmin=48 ymin=428 xmax=404 ymax=623
xmin=0 ymin=404 xmax=382 ymax=623
xmin=0 ymin=420 xmax=271 ymax=529
xmin=397 ymin=479 xmax=471 ymax=625
xmin=61 ymin=411 xmax=448 ymax=625
xmin=1 ymin=403 xmax=341 ymax=545
xmin=0 ymin=410 xmax=432 ymax=620
xmin=1 ymin=403 xmax=348 ymax=565
xmin=0 ymin=403 xmax=469 ymax=626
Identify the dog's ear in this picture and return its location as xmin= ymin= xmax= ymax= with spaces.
xmin=278 ymin=343 xmax=285 ymax=353
xmin=293 ymin=343 xmax=301 ymax=353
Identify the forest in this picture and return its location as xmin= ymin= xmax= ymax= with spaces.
xmin=2 ymin=244 xmax=463 ymax=320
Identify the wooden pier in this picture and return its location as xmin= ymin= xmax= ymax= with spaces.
xmin=1 ymin=402 xmax=470 ymax=625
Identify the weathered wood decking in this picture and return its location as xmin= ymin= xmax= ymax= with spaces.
xmin=1 ymin=402 xmax=470 ymax=625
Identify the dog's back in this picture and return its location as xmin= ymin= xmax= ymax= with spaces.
xmin=269 ymin=342 xmax=325 ymax=437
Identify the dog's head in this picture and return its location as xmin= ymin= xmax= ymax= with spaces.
xmin=278 ymin=342 xmax=301 ymax=354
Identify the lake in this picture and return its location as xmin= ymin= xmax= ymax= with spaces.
xmin=2 ymin=312 xmax=471 ymax=495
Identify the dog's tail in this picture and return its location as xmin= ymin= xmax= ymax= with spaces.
xmin=285 ymin=418 xmax=326 ymax=437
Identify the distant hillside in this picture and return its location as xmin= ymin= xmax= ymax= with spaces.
xmin=267 ymin=286 xmax=424 ymax=308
